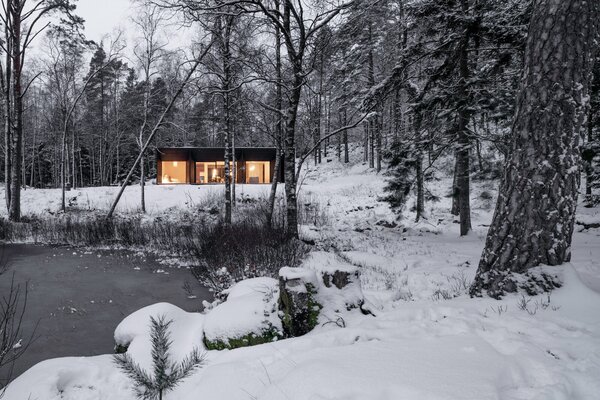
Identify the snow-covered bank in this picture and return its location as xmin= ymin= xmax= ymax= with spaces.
xmin=3 ymin=152 xmax=600 ymax=400
xmin=5 ymin=266 xmax=600 ymax=400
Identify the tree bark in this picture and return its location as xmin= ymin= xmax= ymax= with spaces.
xmin=8 ymin=3 xmax=22 ymax=222
xmin=455 ymin=0 xmax=472 ymax=236
xmin=363 ymin=122 xmax=368 ymax=162
xmin=376 ymin=113 xmax=382 ymax=172
xmin=470 ymin=0 xmax=600 ymax=298
xmin=451 ymin=156 xmax=459 ymax=216
xmin=2 ymin=49 xmax=11 ymax=212
xmin=267 ymin=8 xmax=283 ymax=228
xmin=342 ymin=105 xmax=349 ymax=164
xmin=369 ymin=119 xmax=375 ymax=169
xmin=140 ymin=154 xmax=146 ymax=212
xmin=414 ymin=112 xmax=424 ymax=221
xmin=283 ymin=71 xmax=302 ymax=238
xmin=585 ymin=103 xmax=594 ymax=196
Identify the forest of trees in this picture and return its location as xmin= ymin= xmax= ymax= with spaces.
xmin=1 ymin=0 xmax=599 ymax=241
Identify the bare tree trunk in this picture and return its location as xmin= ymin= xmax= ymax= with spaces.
xmin=586 ymin=104 xmax=594 ymax=196
xmin=343 ymin=106 xmax=349 ymax=164
xmin=414 ymin=113 xmax=424 ymax=221
xmin=140 ymin=154 xmax=146 ymax=212
xmin=30 ymin=125 xmax=36 ymax=188
xmin=232 ymin=128 xmax=236 ymax=207
xmin=222 ymin=18 xmax=234 ymax=225
xmin=337 ymin=119 xmax=341 ymax=161
xmin=283 ymin=72 xmax=302 ymax=238
xmin=363 ymin=121 xmax=368 ymax=162
xmin=451 ymin=155 xmax=459 ymax=216
xmin=267 ymin=145 xmax=281 ymax=228
xmin=324 ymin=94 xmax=329 ymax=158
xmin=471 ymin=0 xmax=599 ymax=298
xmin=376 ymin=114 xmax=382 ymax=172
xmin=2 ymin=50 xmax=11 ymax=211
xmin=455 ymin=0 xmax=472 ymax=236
xmin=267 ymin=7 xmax=283 ymax=228
xmin=61 ymin=108 xmax=68 ymax=212
xmin=71 ymin=122 xmax=76 ymax=189
xmin=369 ymin=119 xmax=375 ymax=169
xmin=8 ymin=5 xmax=23 ymax=222
xmin=107 ymin=44 xmax=211 ymax=219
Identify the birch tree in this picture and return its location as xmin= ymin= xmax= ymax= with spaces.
xmin=0 ymin=0 xmax=82 ymax=221
xmin=132 ymin=4 xmax=167 ymax=213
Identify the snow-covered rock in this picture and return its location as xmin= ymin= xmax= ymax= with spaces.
xmin=202 ymin=278 xmax=282 ymax=349
xmin=114 ymin=303 xmax=205 ymax=371
xmin=278 ymin=267 xmax=321 ymax=337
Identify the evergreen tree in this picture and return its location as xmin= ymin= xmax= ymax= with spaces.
xmin=114 ymin=315 xmax=205 ymax=400
xmin=382 ymin=138 xmax=418 ymax=215
xmin=379 ymin=0 xmax=530 ymax=225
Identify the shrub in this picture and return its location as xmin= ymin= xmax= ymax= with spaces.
xmin=0 ymin=204 xmax=311 ymax=295
xmin=188 ymin=219 xmax=309 ymax=293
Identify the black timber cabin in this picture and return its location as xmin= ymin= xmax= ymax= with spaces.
xmin=156 ymin=147 xmax=283 ymax=185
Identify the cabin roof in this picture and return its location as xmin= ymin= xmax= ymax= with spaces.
xmin=156 ymin=147 xmax=277 ymax=162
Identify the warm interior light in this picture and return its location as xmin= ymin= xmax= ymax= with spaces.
xmin=249 ymin=164 xmax=256 ymax=171
xmin=173 ymin=161 xmax=178 ymax=167
xmin=212 ymin=169 xmax=217 ymax=178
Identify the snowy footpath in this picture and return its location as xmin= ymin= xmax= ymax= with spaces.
xmin=3 ymin=156 xmax=600 ymax=400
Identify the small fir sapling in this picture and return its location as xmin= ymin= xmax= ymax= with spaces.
xmin=113 ymin=315 xmax=205 ymax=400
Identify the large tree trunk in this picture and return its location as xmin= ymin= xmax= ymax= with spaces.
xmin=470 ymin=0 xmax=599 ymax=298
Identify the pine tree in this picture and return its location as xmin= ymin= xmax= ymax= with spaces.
xmin=114 ymin=316 xmax=205 ymax=400
xmin=470 ymin=0 xmax=600 ymax=298
xmin=382 ymin=138 xmax=418 ymax=215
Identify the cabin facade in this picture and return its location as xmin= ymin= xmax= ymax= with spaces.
xmin=156 ymin=147 xmax=283 ymax=185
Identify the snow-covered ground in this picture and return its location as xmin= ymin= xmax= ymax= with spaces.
xmin=3 ymin=150 xmax=600 ymax=400
xmin=0 ymin=182 xmax=277 ymax=217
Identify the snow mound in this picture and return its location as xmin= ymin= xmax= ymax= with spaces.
xmin=114 ymin=302 xmax=205 ymax=371
xmin=3 ymin=355 xmax=129 ymax=400
xmin=301 ymin=252 xmax=366 ymax=315
xmin=203 ymin=278 xmax=283 ymax=348
xmin=279 ymin=266 xmax=318 ymax=287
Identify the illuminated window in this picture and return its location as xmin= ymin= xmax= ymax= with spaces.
xmin=161 ymin=161 xmax=186 ymax=183
xmin=196 ymin=162 xmax=234 ymax=184
xmin=246 ymin=161 xmax=271 ymax=184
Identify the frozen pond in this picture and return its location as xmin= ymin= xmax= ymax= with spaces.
xmin=0 ymin=244 xmax=211 ymax=384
